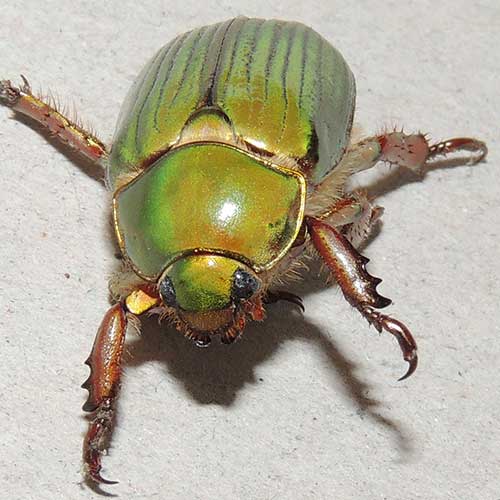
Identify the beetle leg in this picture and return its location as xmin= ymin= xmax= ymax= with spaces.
xmin=377 ymin=132 xmax=487 ymax=172
xmin=306 ymin=216 xmax=417 ymax=380
xmin=313 ymin=191 xmax=384 ymax=248
xmin=81 ymin=286 xmax=159 ymax=484
xmin=265 ymin=290 xmax=305 ymax=312
xmin=0 ymin=76 xmax=107 ymax=164
xmin=426 ymin=137 xmax=488 ymax=164
xmin=124 ymin=284 xmax=161 ymax=315
xmin=342 ymin=199 xmax=384 ymax=249
xmin=309 ymin=131 xmax=487 ymax=206
xmin=82 ymin=303 xmax=128 ymax=485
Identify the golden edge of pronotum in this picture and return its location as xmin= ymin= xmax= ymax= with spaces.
xmin=112 ymin=140 xmax=307 ymax=282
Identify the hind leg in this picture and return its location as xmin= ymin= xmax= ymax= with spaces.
xmin=308 ymin=130 xmax=488 ymax=209
xmin=1 ymin=77 xmax=107 ymax=164
xmin=347 ymin=130 xmax=486 ymax=176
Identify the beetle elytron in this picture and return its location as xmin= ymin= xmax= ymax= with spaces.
xmin=0 ymin=17 xmax=487 ymax=484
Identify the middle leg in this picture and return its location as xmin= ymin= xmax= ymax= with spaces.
xmin=312 ymin=190 xmax=384 ymax=248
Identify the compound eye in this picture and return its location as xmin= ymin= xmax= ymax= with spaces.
xmin=232 ymin=268 xmax=259 ymax=301
xmin=159 ymin=275 xmax=176 ymax=307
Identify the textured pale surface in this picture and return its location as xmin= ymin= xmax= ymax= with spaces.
xmin=0 ymin=1 xmax=499 ymax=499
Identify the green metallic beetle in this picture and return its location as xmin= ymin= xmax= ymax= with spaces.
xmin=0 ymin=17 xmax=487 ymax=485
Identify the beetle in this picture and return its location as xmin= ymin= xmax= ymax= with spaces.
xmin=0 ymin=17 xmax=487 ymax=485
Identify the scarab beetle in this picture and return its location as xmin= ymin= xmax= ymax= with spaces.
xmin=0 ymin=17 xmax=487 ymax=484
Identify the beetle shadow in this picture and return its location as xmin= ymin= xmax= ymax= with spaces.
xmin=110 ymin=148 xmax=482 ymax=461
xmin=360 ymin=155 xmax=486 ymax=200
xmin=94 ymin=147 xmax=488 ymax=466
xmin=124 ymin=262 xmax=415 ymax=458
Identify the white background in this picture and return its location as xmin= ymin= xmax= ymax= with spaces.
xmin=0 ymin=1 xmax=499 ymax=499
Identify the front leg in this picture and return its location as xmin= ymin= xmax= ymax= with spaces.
xmin=264 ymin=289 xmax=305 ymax=312
xmin=306 ymin=216 xmax=417 ymax=380
xmin=82 ymin=303 xmax=128 ymax=485
xmin=0 ymin=76 xmax=107 ymax=164
xmin=81 ymin=285 xmax=159 ymax=484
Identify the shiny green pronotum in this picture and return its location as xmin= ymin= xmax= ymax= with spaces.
xmin=0 ymin=16 xmax=487 ymax=485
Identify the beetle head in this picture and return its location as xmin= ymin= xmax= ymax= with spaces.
xmin=157 ymin=254 xmax=262 ymax=345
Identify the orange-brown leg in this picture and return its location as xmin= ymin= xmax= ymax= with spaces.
xmin=309 ymin=131 xmax=488 ymax=208
xmin=0 ymin=76 xmax=107 ymax=164
xmin=377 ymin=132 xmax=487 ymax=171
xmin=306 ymin=216 xmax=417 ymax=380
xmin=313 ymin=191 xmax=384 ymax=249
xmin=81 ymin=304 xmax=128 ymax=485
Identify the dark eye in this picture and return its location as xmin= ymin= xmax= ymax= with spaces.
xmin=159 ymin=275 xmax=176 ymax=307
xmin=232 ymin=268 xmax=259 ymax=301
